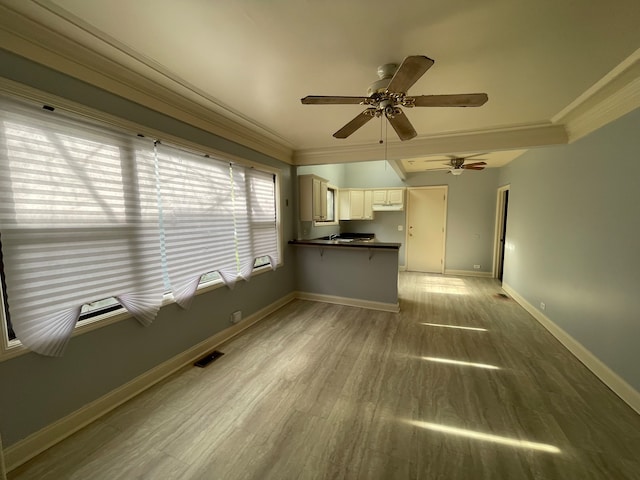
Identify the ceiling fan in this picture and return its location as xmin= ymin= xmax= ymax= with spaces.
xmin=301 ymin=55 xmax=488 ymax=141
xmin=426 ymin=154 xmax=488 ymax=175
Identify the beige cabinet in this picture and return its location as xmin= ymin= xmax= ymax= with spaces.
xmin=339 ymin=189 xmax=373 ymax=220
xmin=372 ymin=188 xmax=405 ymax=210
xmin=299 ymin=174 xmax=328 ymax=221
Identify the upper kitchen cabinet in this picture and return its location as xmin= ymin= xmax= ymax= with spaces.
xmin=299 ymin=174 xmax=328 ymax=221
xmin=339 ymin=189 xmax=373 ymax=220
xmin=372 ymin=188 xmax=405 ymax=211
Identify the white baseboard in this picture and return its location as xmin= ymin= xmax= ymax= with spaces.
xmin=295 ymin=291 xmax=400 ymax=313
xmin=4 ymin=292 xmax=296 ymax=472
xmin=502 ymin=283 xmax=640 ymax=415
xmin=444 ymin=269 xmax=493 ymax=278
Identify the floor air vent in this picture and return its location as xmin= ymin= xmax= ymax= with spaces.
xmin=194 ymin=350 xmax=224 ymax=368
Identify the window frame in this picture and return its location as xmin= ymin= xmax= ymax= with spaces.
xmin=313 ymin=184 xmax=339 ymax=227
xmin=0 ymin=87 xmax=284 ymax=362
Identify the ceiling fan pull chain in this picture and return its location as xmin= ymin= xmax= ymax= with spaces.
xmin=384 ymin=119 xmax=388 ymax=160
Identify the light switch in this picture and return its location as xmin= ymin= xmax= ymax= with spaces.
xmin=398 ymin=225 xmax=403 ymax=231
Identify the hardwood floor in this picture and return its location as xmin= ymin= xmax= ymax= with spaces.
xmin=9 ymin=272 xmax=640 ymax=479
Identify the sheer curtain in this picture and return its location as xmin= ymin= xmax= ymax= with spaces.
xmin=0 ymin=99 xmax=165 ymax=356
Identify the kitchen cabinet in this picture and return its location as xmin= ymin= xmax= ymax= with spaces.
xmin=339 ymin=189 xmax=373 ymax=220
xmin=372 ymin=188 xmax=404 ymax=211
xmin=299 ymin=174 xmax=328 ymax=221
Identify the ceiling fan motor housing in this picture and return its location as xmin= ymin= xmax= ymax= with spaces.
xmin=451 ymin=158 xmax=465 ymax=168
xmin=367 ymin=63 xmax=398 ymax=96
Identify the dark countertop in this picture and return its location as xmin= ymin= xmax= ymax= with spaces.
xmin=289 ymin=233 xmax=401 ymax=249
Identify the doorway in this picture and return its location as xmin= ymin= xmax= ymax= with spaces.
xmin=493 ymin=185 xmax=510 ymax=282
xmin=406 ymin=186 xmax=447 ymax=273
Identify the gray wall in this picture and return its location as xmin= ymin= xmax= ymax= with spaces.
xmin=294 ymin=246 xmax=399 ymax=304
xmin=0 ymin=50 xmax=297 ymax=447
xmin=499 ymin=107 xmax=640 ymax=392
xmin=406 ymin=170 xmax=499 ymax=272
xmin=301 ymin=160 xmax=499 ymax=271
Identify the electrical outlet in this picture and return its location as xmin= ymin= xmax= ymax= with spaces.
xmin=398 ymin=225 xmax=403 ymax=231
xmin=473 ymin=264 xmax=481 ymax=269
xmin=230 ymin=311 xmax=242 ymax=324
xmin=540 ymin=302 xmax=545 ymax=311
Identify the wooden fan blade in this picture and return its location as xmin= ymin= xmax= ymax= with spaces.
xmin=464 ymin=161 xmax=487 ymax=167
xmin=387 ymin=109 xmax=417 ymax=141
xmin=301 ymin=95 xmax=369 ymax=105
xmin=411 ymin=93 xmax=488 ymax=107
xmin=386 ymin=55 xmax=434 ymax=94
xmin=333 ymin=109 xmax=376 ymax=139
xmin=462 ymin=165 xmax=485 ymax=170
xmin=463 ymin=152 xmax=488 ymax=159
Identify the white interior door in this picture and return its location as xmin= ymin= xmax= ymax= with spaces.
xmin=406 ymin=187 xmax=447 ymax=273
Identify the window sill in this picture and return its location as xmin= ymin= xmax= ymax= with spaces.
xmin=0 ymin=262 xmax=281 ymax=362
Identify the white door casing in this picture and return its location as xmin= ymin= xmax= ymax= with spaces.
xmin=492 ymin=184 xmax=510 ymax=279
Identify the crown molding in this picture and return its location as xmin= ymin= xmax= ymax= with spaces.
xmin=553 ymin=48 xmax=640 ymax=143
xmin=2 ymin=2 xmax=637 ymax=168
xmin=0 ymin=2 xmax=294 ymax=164
xmin=293 ymin=122 xmax=568 ymax=165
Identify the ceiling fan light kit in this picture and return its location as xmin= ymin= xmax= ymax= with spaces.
xmin=301 ymin=55 xmax=488 ymax=142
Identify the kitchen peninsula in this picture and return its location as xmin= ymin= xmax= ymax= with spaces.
xmin=289 ymin=234 xmax=401 ymax=312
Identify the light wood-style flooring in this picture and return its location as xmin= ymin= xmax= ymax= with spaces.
xmin=9 ymin=272 xmax=640 ymax=479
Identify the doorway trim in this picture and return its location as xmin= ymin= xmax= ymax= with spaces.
xmin=492 ymin=184 xmax=510 ymax=279
xmin=405 ymin=185 xmax=448 ymax=274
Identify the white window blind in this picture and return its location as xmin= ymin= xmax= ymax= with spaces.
xmin=246 ymin=168 xmax=279 ymax=269
xmin=154 ymin=146 xmax=280 ymax=308
xmin=231 ymin=164 xmax=255 ymax=280
xmin=0 ymin=97 xmax=281 ymax=356
xmin=0 ymin=99 xmax=165 ymax=356
xmin=155 ymin=143 xmax=239 ymax=308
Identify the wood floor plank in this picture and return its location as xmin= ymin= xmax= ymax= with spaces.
xmin=9 ymin=272 xmax=640 ymax=479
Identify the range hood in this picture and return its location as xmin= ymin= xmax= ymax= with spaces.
xmin=372 ymin=204 xmax=404 ymax=212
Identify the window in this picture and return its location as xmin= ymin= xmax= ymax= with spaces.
xmin=0 ymin=96 xmax=280 ymax=357
xmin=326 ymin=187 xmax=336 ymax=222
xmin=314 ymin=185 xmax=339 ymax=226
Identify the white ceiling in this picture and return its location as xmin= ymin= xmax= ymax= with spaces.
xmin=2 ymin=0 xmax=640 ymax=175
